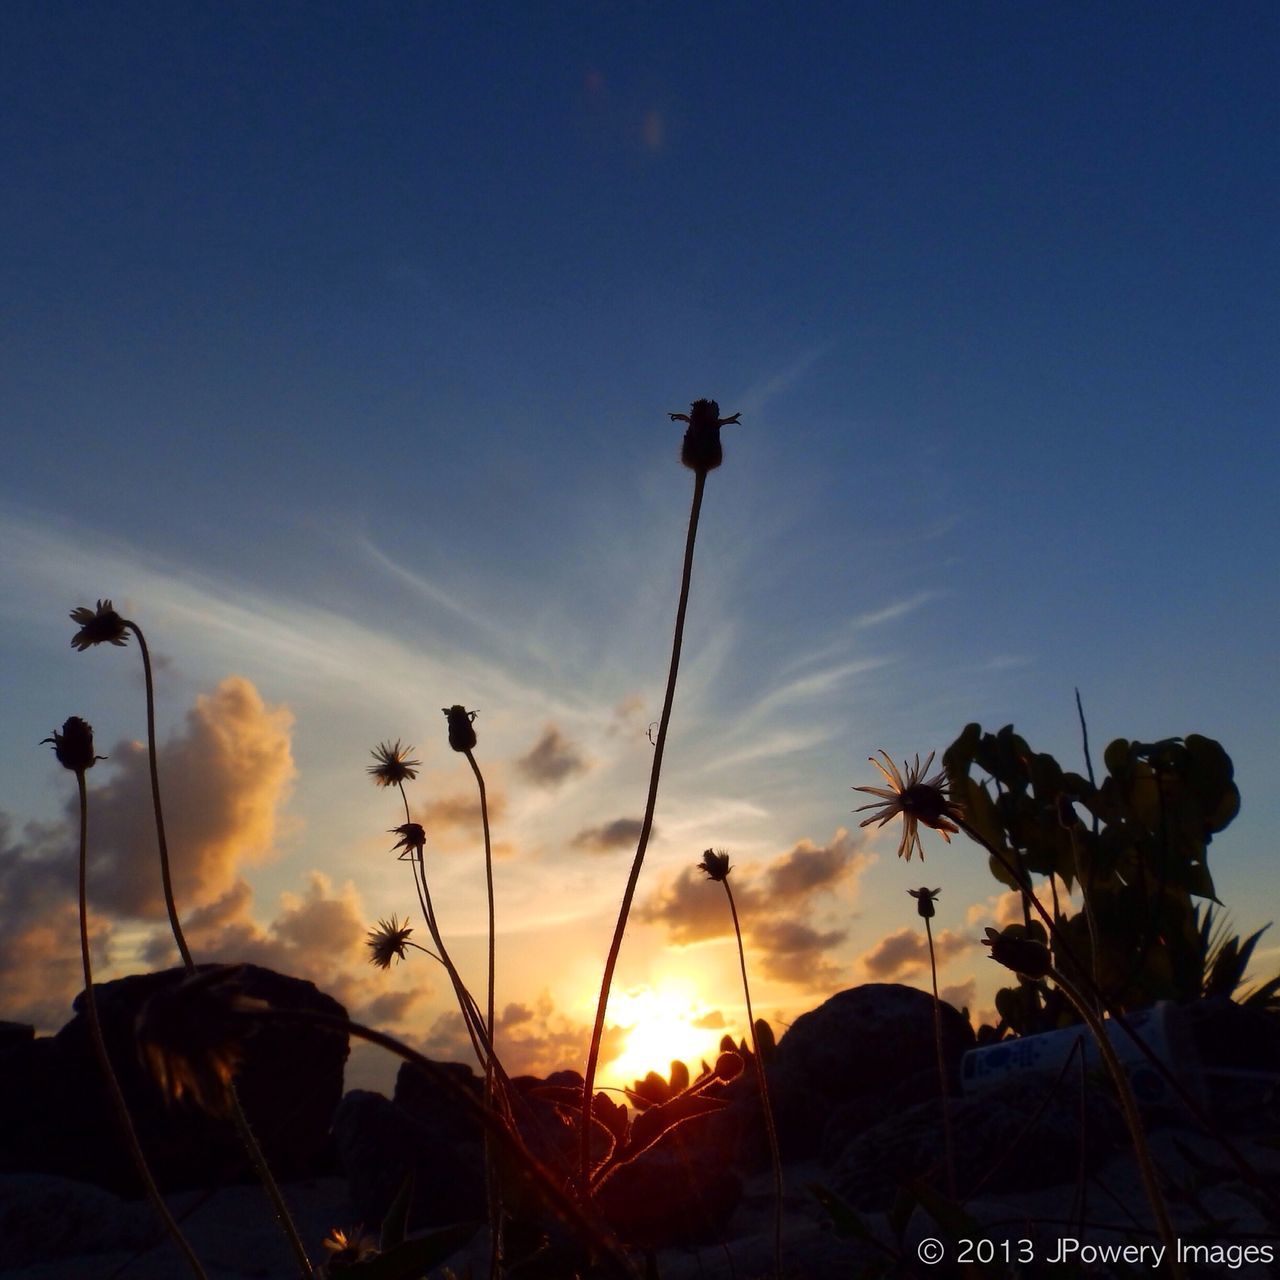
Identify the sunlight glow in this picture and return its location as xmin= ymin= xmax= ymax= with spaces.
xmin=602 ymin=983 xmax=728 ymax=1088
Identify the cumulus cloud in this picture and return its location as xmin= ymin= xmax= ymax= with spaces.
xmin=637 ymin=864 xmax=762 ymax=945
xmin=860 ymin=926 xmax=973 ymax=980
xmin=515 ymin=726 xmax=589 ymax=788
xmin=86 ymin=676 xmax=295 ymax=918
xmin=939 ymin=979 xmax=977 ymax=1016
xmin=691 ymin=1010 xmax=726 ymax=1030
xmin=751 ymin=919 xmax=848 ymax=988
xmin=417 ymin=788 xmax=509 ymax=847
xmin=764 ymin=829 xmax=867 ymax=900
xmin=571 ymin=817 xmax=648 ymax=853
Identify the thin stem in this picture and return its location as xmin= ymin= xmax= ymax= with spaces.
xmin=127 ymin=622 xmax=192 ymax=969
xmin=129 ymin=621 xmax=313 ymax=1277
xmin=1049 ymin=967 xmax=1183 ymax=1278
xmin=464 ymin=750 xmax=496 ymax=1049
xmin=723 ymin=880 xmax=782 ymax=1280
xmin=923 ymin=915 xmax=957 ymax=1199
xmin=581 ymin=468 xmax=707 ymax=1195
xmin=76 ymin=773 xmax=209 ymax=1280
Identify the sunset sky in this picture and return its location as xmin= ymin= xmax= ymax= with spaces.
xmin=3 ymin=4 xmax=1277 ymax=1093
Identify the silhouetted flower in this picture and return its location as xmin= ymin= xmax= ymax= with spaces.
xmin=853 ymin=750 xmax=962 ymax=861
xmin=982 ymin=926 xmax=1053 ymax=980
xmin=367 ymin=741 xmax=421 ymax=788
xmin=136 ymin=966 xmax=266 ymax=1115
xmin=69 ymin=599 xmax=129 ymax=650
xmin=909 ymin=886 xmax=941 ymax=919
xmin=321 ymin=1226 xmax=378 ymax=1272
xmin=669 ymin=398 xmax=741 ymax=473
xmin=367 ymin=916 xmax=414 ymax=970
xmin=389 ymin=822 xmax=426 ymax=859
xmin=713 ymin=1050 xmax=744 ymax=1082
xmin=698 ymin=848 xmax=732 ymax=881
xmin=442 ymin=704 xmax=478 ymax=753
xmin=42 ymin=717 xmax=104 ymax=773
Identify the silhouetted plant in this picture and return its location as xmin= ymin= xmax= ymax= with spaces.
xmin=43 ymin=717 xmax=208 ymax=1280
xmin=579 ymin=399 xmax=740 ymax=1199
xmin=908 ymin=885 xmax=956 ymax=1199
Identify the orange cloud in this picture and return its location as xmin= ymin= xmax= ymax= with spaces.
xmin=516 ymin=725 xmax=589 ymax=788
xmin=860 ymin=926 xmax=973 ymax=980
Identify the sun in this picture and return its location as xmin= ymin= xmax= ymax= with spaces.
xmin=601 ymin=983 xmax=726 ymax=1089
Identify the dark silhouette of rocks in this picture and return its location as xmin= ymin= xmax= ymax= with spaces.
xmin=0 ymin=965 xmax=347 ymax=1195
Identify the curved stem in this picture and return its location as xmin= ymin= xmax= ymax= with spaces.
xmin=76 ymin=772 xmax=209 ymax=1280
xmin=129 ymin=622 xmax=312 ymax=1277
xmin=464 ymin=750 xmax=496 ymax=1050
xmin=1049 ymin=966 xmax=1183 ymax=1278
xmin=580 ymin=468 xmax=707 ymax=1195
xmin=924 ymin=915 xmax=957 ymax=1199
xmin=724 ymin=880 xmax=782 ymax=1280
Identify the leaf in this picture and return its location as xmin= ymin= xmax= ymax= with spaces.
xmin=620 ymin=1091 xmax=728 ymax=1164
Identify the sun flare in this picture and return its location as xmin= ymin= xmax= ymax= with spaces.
xmin=602 ymin=984 xmax=728 ymax=1088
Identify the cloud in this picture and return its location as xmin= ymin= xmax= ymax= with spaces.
xmin=691 ymin=1010 xmax=726 ymax=1030
xmin=853 ymin=592 xmax=939 ymax=630
xmin=939 ymin=980 xmax=977 ymax=1016
xmin=417 ymin=787 xmax=509 ymax=846
xmin=571 ymin=817 xmax=648 ymax=853
xmin=751 ymin=919 xmax=848 ymax=988
xmin=637 ymin=864 xmax=762 ymax=945
xmin=764 ymin=829 xmax=867 ymax=900
xmin=85 ymin=676 xmax=295 ymax=918
xmin=516 ymin=725 xmax=589 ymax=788
xmin=860 ymin=927 xmax=972 ymax=981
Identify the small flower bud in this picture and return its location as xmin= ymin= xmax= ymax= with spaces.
xmin=713 ymin=1050 xmax=744 ymax=1082
xmin=41 ymin=717 xmax=104 ymax=773
xmin=669 ymin=399 xmax=741 ymax=474
xmin=442 ymin=705 xmax=478 ymax=753
xmin=982 ymin=926 xmax=1053 ymax=981
xmin=698 ymin=848 xmax=732 ymax=881
xmin=908 ymin=886 xmax=940 ymax=919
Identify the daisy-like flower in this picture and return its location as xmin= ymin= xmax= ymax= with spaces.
xmin=321 ymin=1226 xmax=378 ymax=1272
xmin=136 ymin=966 xmax=267 ymax=1116
xmin=853 ymin=750 xmax=962 ymax=861
xmin=389 ymin=822 xmax=426 ymax=859
xmin=367 ymin=740 xmax=421 ymax=788
xmin=42 ymin=716 xmax=105 ymax=774
xmin=982 ymin=925 xmax=1053 ymax=980
xmin=698 ymin=848 xmax=733 ymax=882
xmin=908 ymin=886 xmax=941 ymax=919
xmin=442 ymin=704 xmax=478 ymax=753
xmin=367 ymin=915 xmax=414 ymax=970
xmin=69 ymin=599 xmax=130 ymax=651
xmin=669 ymin=398 xmax=742 ymax=474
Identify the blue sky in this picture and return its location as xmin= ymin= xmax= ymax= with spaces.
xmin=2 ymin=3 xmax=1277 ymax=1088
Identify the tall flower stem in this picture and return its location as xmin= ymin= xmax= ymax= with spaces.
xmin=580 ymin=468 xmax=707 ymax=1195
xmin=464 ymin=749 xmax=496 ymax=1054
xmin=722 ymin=878 xmax=783 ymax=1280
xmin=76 ymin=773 xmax=209 ymax=1280
xmin=1049 ymin=965 xmax=1183 ymax=1278
xmin=923 ymin=914 xmax=957 ymax=1199
xmin=127 ymin=620 xmax=313 ymax=1278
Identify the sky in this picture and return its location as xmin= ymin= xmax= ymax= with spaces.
xmin=2 ymin=2 xmax=1277 ymax=1095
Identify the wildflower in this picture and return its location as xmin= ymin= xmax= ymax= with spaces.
xmin=853 ymin=750 xmax=962 ymax=861
xmin=321 ymin=1226 xmax=378 ymax=1272
xmin=389 ymin=822 xmax=426 ymax=859
xmin=442 ymin=704 xmax=478 ymax=753
xmin=698 ymin=848 xmax=732 ymax=882
xmin=668 ymin=399 xmax=741 ymax=473
xmin=42 ymin=717 xmax=105 ymax=773
xmin=367 ymin=915 xmax=414 ymax=970
xmin=982 ymin=925 xmax=1053 ymax=981
xmin=908 ymin=886 xmax=941 ymax=919
xmin=69 ymin=599 xmax=130 ymax=650
xmin=367 ymin=741 xmax=421 ymax=788
xmin=136 ymin=966 xmax=267 ymax=1116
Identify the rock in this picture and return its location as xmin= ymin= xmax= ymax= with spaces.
xmin=0 ymin=965 xmax=348 ymax=1195
xmin=332 ymin=1088 xmax=485 ymax=1233
xmin=0 ymin=1022 xmax=34 ymax=1053
xmin=828 ymin=1073 xmax=1126 ymax=1209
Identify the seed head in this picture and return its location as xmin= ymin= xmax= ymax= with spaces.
xmin=668 ymin=399 xmax=741 ymax=473
xmin=42 ymin=717 xmax=105 ymax=774
xmin=442 ymin=705 xmax=478 ymax=753
xmin=698 ymin=848 xmax=732 ymax=882
xmin=367 ymin=915 xmax=414 ymax=970
xmin=69 ymin=599 xmax=130 ymax=651
xmin=136 ymin=966 xmax=267 ymax=1116
xmin=367 ymin=741 xmax=421 ymax=788
xmin=389 ymin=822 xmax=426 ymax=859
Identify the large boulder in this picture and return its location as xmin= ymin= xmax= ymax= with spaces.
xmin=0 ymin=965 xmax=348 ymax=1195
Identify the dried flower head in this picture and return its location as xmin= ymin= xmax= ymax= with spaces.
xmin=668 ymin=398 xmax=741 ymax=473
xmin=136 ymin=966 xmax=267 ymax=1115
xmin=389 ymin=822 xmax=426 ymax=859
xmin=982 ymin=925 xmax=1053 ymax=981
xmin=42 ymin=716 xmax=105 ymax=774
xmin=321 ymin=1226 xmax=378 ymax=1272
xmin=367 ymin=741 xmax=421 ymax=788
xmin=853 ymin=750 xmax=962 ymax=861
xmin=69 ymin=599 xmax=130 ymax=651
xmin=698 ymin=848 xmax=733 ymax=882
xmin=442 ymin=704 xmax=478 ymax=753
xmin=908 ymin=886 xmax=941 ymax=919
xmin=367 ymin=915 xmax=414 ymax=970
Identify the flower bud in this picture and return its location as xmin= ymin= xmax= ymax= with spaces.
xmin=442 ymin=705 xmax=478 ymax=753
xmin=42 ymin=717 xmax=104 ymax=773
